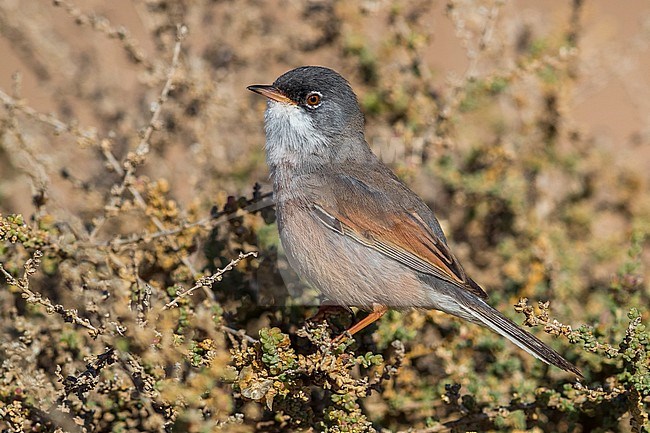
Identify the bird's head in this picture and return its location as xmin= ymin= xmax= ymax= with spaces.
xmin=248 ymin=66 xmax=366 ymax=170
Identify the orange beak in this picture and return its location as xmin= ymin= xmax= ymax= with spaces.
xmin=247 ymin=85 xmax=296 ymax=105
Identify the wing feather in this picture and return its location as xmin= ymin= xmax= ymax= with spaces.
xmin=312 ymin=199 xmax=488 ymax=299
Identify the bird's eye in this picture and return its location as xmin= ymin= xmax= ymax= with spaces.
xmin=305 ymin=92 xmax=322 ymax=107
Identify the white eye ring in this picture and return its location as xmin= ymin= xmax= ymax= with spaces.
xmin=305 ymin=91 xmax=323 ymax=108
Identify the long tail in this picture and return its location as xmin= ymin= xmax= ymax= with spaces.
xmin=456 ymin=292 xmax=582 ymax=377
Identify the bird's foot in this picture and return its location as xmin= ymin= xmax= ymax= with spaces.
xmin=332 ymin=304 xmax=388 ymax=344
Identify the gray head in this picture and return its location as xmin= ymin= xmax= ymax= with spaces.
xmin=248 ymin=66 xmax=369 ymax=171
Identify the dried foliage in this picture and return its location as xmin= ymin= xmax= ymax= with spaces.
xmin=1 ymin=1 xmax=649 ymax=432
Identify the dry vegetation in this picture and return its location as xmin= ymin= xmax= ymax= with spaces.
xmin=1 ymin=1 xmax=649 ymax=432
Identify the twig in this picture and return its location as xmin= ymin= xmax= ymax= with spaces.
xmin=0 ymin=26 xmax=193 ymax=253
xmin=58 ymin=348 xmax=117 ymax=402
xmin=0 ymin=87 xmax=100 ymax=147
xmin=1 ymin=76 xmax=51 ymax=198
xmin=162 ymin=251 xmax=258 ymax=310
xmin=441 ymin=47 xmax=578 ymax=122
xmin=107 ymin=24 xmax=187 ymax=231
xmin=396 ymin=425 xmax=448 ymax=433
xmin=83 ymin=24 xmax=190 ymax=287
xmin=0 ymin=88 xmax=124 ymax=193
xmin=222 ymin=325 xmax=258 ymax=344
xmin=136 ymin=25 xmax=185 ymax=158
xmin=77 ymin=191 xmax=274 ymax=250
xmin=52 ymin=0 xmax=152 ymax=69
xmin=0 ymin=251 xmax=100 ymax=338
xmin=465 ymin=2 xmax=503 ymax=79
xmin=514 ymin=298 xmax=620 ymax=357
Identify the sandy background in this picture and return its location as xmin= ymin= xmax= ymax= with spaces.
xmin=1 ymin=1 xmax=649 ymax=214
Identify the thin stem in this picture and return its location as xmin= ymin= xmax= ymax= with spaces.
xmin=162 ymin=251 xmax=258 ymax=311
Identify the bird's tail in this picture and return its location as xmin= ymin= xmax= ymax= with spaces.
xmin=456 ymin=293 xmax=582 ymax=377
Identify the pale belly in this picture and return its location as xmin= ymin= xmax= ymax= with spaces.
xmin=276 ymin=200 xmax=430 ymax=309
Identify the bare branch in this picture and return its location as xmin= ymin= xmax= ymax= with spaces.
xmin=0 ymin=251 xmax=100 ymax=338
xmin=162 ymin=251 xmax=258 ymax=311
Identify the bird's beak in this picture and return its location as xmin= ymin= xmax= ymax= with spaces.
xmin=247 ymin=85 xmax=296 ymax=105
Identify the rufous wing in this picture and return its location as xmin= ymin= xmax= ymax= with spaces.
xmin=312 ymin=201 xmax=488 ymax=300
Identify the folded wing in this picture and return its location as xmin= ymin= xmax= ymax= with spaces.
xmin=311 ymin=173 xmax=488 ymax=299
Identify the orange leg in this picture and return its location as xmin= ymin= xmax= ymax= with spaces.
xmin=333 ymin=304 xmax=388 ymax=343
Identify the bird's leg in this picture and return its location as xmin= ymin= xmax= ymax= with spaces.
xmin=333 ymin=304 xmax=388 ymax=343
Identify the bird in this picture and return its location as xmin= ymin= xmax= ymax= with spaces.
xmin=247 ymin=66 xmax=581 ymax=376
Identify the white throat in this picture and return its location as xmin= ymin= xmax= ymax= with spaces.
xmin=263 ymin=101 xmax=328 ymax=171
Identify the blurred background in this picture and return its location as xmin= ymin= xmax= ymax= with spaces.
xmin=1 ymin=1 xmax=649 ymax=432
xmin=2 ymin=1 xmax=649 ymax=214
